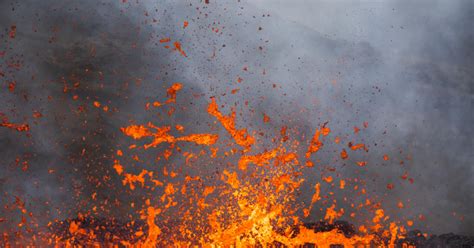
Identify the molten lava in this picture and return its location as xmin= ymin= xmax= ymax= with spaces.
xmin=40 ymin=83 xmax=417 ymax=247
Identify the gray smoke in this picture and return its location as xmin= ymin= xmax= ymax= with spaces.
xmin=0 ymin=0 xmax=472 ymax=239
xmin=248 ymin=0 xmax=474 ymax=235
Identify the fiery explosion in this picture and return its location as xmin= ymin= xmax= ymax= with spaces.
xmin=22 ymin=83 xmax=409 ymax=247
xmin=2 ymin=0 xmax=473 ymax=247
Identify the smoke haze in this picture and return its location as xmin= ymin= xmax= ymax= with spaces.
xmin=0 ymin=0 xmax=472 ymax=238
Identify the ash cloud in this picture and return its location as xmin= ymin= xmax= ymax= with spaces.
xmin=0 ymin=0 xmax=472 ymax=238
xmin=250 ymin=0 xmax=474 ymax=235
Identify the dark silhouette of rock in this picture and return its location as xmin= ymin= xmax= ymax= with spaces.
xmin=303 ymin=220 xmax=356 ymax=238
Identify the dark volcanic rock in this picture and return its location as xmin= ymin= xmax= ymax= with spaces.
xmin=424 ymin=233 xmax=474 ymax=247
xmin=304 ymin=220 xmax=356 ymax=238
xmin=396 ymin=229 xmax=474 ymax=248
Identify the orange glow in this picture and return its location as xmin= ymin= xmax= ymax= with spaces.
xmin=306 ymin=128 xmax=322 ymax=158
xmin=121 ymin=123 xmax=218 ymax=149
xmin=303 ymin=182 xmax=320 ymax=217
xmin=340 ymin=149 xmax=348 ymax=160
xmin=238 ymin=148 xmax=278 ymax=170
xmin=173 ymin=41 xmax=187 ymax=57
xmin=0 ymin=114 xmax=30 ymax=132
xmin=10 ymin=74 xmax=411 ymax=247
xmin=207 ymin=97 xmax=255 ymax=149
